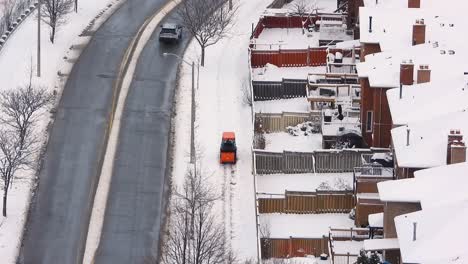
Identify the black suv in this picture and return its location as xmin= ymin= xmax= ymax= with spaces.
xmin=159 ymin=23 xmax=182 ymax=43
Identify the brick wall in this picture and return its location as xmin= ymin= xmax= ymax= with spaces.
xmin=360 ymin=43 xmax=381 ymax=62
xmin=383 ymin=201 xmax=421 ymax=238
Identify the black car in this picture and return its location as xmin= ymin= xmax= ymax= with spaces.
xmin=159 ymin=23 xmax=182 ymax=43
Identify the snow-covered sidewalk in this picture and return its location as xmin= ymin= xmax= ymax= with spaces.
xmin=172 ymin=0 xmax=272 ymax=261
xmin=0 ymin=1 xmax=121 ymax=262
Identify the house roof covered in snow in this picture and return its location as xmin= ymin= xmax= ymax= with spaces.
xmin=363 ymin=238 xmax=399 ymax=251
xmin=356 ymin=42 xmax=468 ymax=88
xmin=386 ymin=76 xmax=468 ymax=125
xmin=395 ymin=202 xmax=468 ymax=264
xmin=391 ymin=110 xmax=468 ymax=168
xmin=377 ymin=178 xmax=419 ymax=203
xmin=413 ymin=162 xmax=468 ymax=209
xmin=359 ymin=3 xmax=467 ymax=51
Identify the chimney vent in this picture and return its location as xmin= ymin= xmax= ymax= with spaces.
xmin=406 ymin=128 xmax=411 ymax=146
xmin=369 ymin=16 xmax=373 ymax=33
xmin=399 ymin=83 xmax=403 ymax=99
xmin=417 ymin=65 xmax=431 ymax=84
xmin=413 ymin=222 xmax=417 ymax=241
xmin=400 ymin=61 xmax=414 ymax=85
xmin=447 ymin=129 xmax=466 ymax=164
xmin=413 ymin=19 xmax=426 ymax=45
xmin=408 ymin=0 xmax=421 ymax=8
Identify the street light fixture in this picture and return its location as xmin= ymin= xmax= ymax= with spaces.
xmin=163 ymin=52 xmax=196 ymax=164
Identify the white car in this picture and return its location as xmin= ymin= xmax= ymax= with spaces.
xmin=159 ymin=23 xmax=182 ymax=43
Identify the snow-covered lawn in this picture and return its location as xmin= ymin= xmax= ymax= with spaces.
xmin=254 ymin=98 xmax=311 ymax=113
xmin=257 ymin=172 xmax=353 ymax=194
xmin=252 ymin=63 xmax=326 ymax=81
xmin=252 ymin=28 xmax=320 ymax=50
xmin=0 ymin=0 xmax=121 ymax=262
xmin=260 ymin=213 xmax=354 ymax=238
xmin=264 ymin=131 xmax=322 ymax=152
xmin=172 ymin=0 xmax=272 ymax=261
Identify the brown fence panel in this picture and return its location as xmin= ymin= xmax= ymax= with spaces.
xmin=309 ymin=48 xmax=328 ymax=66
xmin=258 ymin=198 xmax=284 ymax=213
xmin=285 ymin=193 xmax=317 ymax=213
xmin=280 ymin=50 xmax=309 ymax=67
xmin=255 ymin=112 xmax=313 ymax=133
xmin=263 ymin=16 xmax=304 ymax=28
xmin=261 ymin=237 xmax=329 ymax=259
xmin=260 ymin=191 xmax=354 ymax=214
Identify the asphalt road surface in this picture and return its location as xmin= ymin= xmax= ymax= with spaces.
xmin=93 ymin=11 xmax=189 ymax=264
xmin=20 ymin=1 xmax=187 ymax=263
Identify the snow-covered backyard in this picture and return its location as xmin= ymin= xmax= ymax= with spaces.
xmin=255 ymin=98 xmax=311 ymax=113
xmin=257 ymin=172 xmax=353 ymax=194
xmin=252 ymin=63 xmax=325 ymax=82
xmin=252 ymin=28 xmax=320 ymax=50
xmin=0 ymin=0 xmax=122 ymax=262
xmin=260 ymin=213 xmax=354 ymax=238
xmin=264 ymin=131 xmax=322 ymax=152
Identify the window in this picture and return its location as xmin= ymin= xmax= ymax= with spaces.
xmin=366 ymin=111 xmax=373 ymax=132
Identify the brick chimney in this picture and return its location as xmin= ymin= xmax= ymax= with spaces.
xmin=417 ymin=65 xmax=431 ymax=84
xmin=412 ymin=19 xmax=426 ymax=45
xmin=408 ymin=0 xmax=420 ymax=8
xmin=447 ymin=129 xmax=467 ymax=164
xmin=400 ymin=61 xmax=414 ymax=85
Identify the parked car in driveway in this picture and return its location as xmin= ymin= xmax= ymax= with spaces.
xmin=159 ymin=23 xmax=182 ymax=43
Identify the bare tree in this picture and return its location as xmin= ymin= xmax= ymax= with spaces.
xmin=0 ymin=74 xmax=53 ymax=147
xmin=0 ymin=69 xmax=52 ymax=217
xmin=162 ymin=166 xmax=231 ymax=264
xmin=288 ymin=0 xmax=319 ymax=34
xmin=176 ymin=0 xmax=237 ymax=66
xmin=241 ymin=79 xmax=252 ymax=107
xmin=41 ymin=0 xmax=73 ymax=43
xmin=0 ymin=129 xmax=35 ymax=217
xmin=259 ymin=219 xmax=272 ymax=259
xmin=2 ymin=0 xmax=16 ymax=31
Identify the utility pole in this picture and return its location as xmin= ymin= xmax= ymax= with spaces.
xmin=37 ymin=0 xmax=41 ymax=77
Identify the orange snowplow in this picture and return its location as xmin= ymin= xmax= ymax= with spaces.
xmin=220 ymin=132 xmax=237 ymax=164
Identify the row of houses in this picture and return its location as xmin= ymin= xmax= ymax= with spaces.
xmin=248 ymin=0 xmax=467 ymax=263
xmin=351 ymin=0 xmax=468 ymax=263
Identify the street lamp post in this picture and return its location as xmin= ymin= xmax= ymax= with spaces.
xmin=37 ymin=0 xmax=41 ymax=77
xmin=163 ymin=52 xmax=195 ymax=164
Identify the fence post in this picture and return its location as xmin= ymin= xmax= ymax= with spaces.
xmin=288 ymin=236 xmax=293 ymax=257
xmin=350 ymin=227 xmax=353 ymax=241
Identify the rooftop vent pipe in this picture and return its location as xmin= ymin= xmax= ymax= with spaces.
xmin=413 ymin=222 xmax=417 ymax=241
xmin=406 ymin=128 xmax=411 ymax=146
xmin=369 ymin=16 xmax=373 ymax=33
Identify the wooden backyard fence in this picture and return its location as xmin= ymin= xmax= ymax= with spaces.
xmin=250 ymin=48 xmax=328 ymax=68
xmin=329 ymin=228 xmax=370 ymax=264
xmin=256 ymin=111 xmax=321 ymax=133
xmin=261 ymin=237 xmax=329 ymax=259
xmin=253 ymin=78 xmax=307 ymax=101
xmin=258 ymin=191 xmax=354 ymax=214
xmin=254 ymin=149 xmax=379 ymax=174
